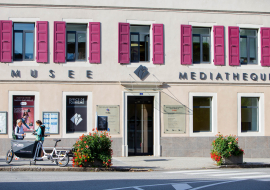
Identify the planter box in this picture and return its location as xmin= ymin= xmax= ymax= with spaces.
xmin=84 ymin=159 xmax=103 ymax=167
xmin=224 ymin=154 xmax=243 ymax=165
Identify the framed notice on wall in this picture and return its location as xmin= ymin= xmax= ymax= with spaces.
xmin=163 ymin=105 xmax=186 ymax=134
xmin=97 ymin=116 xmax=108 ymax=131
xmin=43 ymin=112 xmax=59 ymax=134
xmin=96 ymin=105 xmax=120 ymax=134
xmin=0 ymin=112 xmax=7 ymax=134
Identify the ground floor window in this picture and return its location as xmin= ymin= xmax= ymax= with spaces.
xmin=238 ymin=93 xmax=264 ymax=136
xmin=66 ymin=96 xmax=87 ymax=133
xmin=13 ymin=95 xmax=35 ymax=132
xmin=193 ymin=97 xmax=212 ymax=132
xmin=241 ymin=97 xmax=259 ymax=132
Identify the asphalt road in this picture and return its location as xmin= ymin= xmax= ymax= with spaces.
xmin=0 ymin=168 xmax=270 ymax=190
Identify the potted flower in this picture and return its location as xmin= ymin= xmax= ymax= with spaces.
xmin=72 ymin=128 xmax=113 ymax=167
xmin=210 ymin=134 xmax=244 ymax=165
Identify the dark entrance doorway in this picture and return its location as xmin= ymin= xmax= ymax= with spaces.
xmin=128 ymin=96 xmax=154 ymax=156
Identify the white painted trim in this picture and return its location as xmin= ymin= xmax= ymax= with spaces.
xmin=237 ymin=24 xmax=262 ymax=68
xmin=62 ymin=92 xmax=92 ymax=138
xmin=9 ymin=18 xmax=40 ymax=22
xmin=8 ymin=91 xmax=40 ymax=138
xmin=8 ymin=62 xmax=39 ymax=67
xmin=189 ymin=92 xmax=217 ymax=137
xmin=123 ymin=91 xmax=160 ymax=157
xmin=62 ymin=19 xmax=93 ymax=23
xmin=237 ymin=93 xmax=264 ymax=136
xmin=126 ymin=19 xmax=156 ymax=66
xmin=188 ymin=22 xmax=216 ymax=67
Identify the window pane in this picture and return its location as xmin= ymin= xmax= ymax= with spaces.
xmin=240 ymin=37 xmax=247 ymax=64
xmin=240 ymin=29 xmax=257 ymax=36
xmin=66 ymin=24 xmax=87 ymax=32
xmin=249 ymin=37 xmax=257 ymax=63
xmin=140 ymin=34 xmax=149 ymax=61
xmin=193 ymin=97 xmax=211 ymax=107
xmin=130 ymin=26 xmax=150 ymax=33
xmin=77 ymin=33 xmax=86 ymax=60
xmin=202 ymin=36 xmax=210 ymax=62
xmin=193 ymin=107 xmax=211 ymax=132
xmin=14 ymin=32 xmax=23 ymax=60
xmin=14 ymin=23 xmax=34 ymax=30
xmin=241 ymin=97 xmax=258 ymax=107
xmin=192 ymin=28 xmax=210 ymax=35
xmin=241 ymin=97 xmax=258 ymax=132
xmin=131 ymin=33 xmax=140 ymax=62
xmin=193 ymin=36 xmax=200 ymax=62
xmin=193 ymin=97 xmax=212 ymax=132
xmin=67 ymin=33 xmax=76 ymax=61
xmin=25 ymin=32 xmax=34 ymax=60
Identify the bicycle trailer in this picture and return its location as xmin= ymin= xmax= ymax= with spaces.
xmin=11 ymin=140 xmax=39 ymax=158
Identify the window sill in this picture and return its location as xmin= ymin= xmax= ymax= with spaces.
xmin=127 ymin=62 xmax=156 ymax=68
xmin=237 ymin=65 xmax=264 ymax=70
xmin=188 ymin=64 xmax=217 ymax=69
xmin=189 ymin=132 xmax=216 ymax=137
xmin=237 ymin=132 xmax=264 ymax=137
xmin=62 ymin=62 xmax=92 ymax=67
xmin=8 ymin=62 xmax=39 ymax=67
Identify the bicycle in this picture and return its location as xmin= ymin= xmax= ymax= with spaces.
xmin=6 ymin=132 xmax=70 ymax=167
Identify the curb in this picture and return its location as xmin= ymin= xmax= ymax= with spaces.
xmin=0 ymin=166 xmax=150 ymax=172
xmin=219 ymin=164 xmax=270 ymax=168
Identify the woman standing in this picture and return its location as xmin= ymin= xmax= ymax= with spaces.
xmin=35 ymin=120 xmax=45 ymax=143
xmin=14 ymin=119 xmax=25 ymax=140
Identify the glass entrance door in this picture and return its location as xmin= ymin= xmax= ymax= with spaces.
xmin=128 ymin=96 xmax=154 ymax=156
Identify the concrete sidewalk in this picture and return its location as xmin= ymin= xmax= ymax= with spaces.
xmin=1 ymin=156 xmax=270 ymax=171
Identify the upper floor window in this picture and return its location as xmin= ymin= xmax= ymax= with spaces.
xmin=130 ymin=25 xmax=150 ymax=62
xmin=192 ymin=27 xmax=211 ymax=64
xmin=66 ymin=24 xmax=87 ymax=62
xmin=13 ymin=23 xmax=35 ymax=61
xmin=240 ymin=29 xmax=257 ymax=65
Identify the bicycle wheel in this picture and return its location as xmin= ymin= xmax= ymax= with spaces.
xmin=55 ymin=155 xmax=69 ymax=167
xmin=6 ymin=149 xmax=14 ymax=164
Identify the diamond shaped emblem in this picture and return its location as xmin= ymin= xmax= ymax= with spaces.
xmin=70 ymin=113 xmax=83 ymax=126
xmin=134 ymin=65 xmax=149 ymax=80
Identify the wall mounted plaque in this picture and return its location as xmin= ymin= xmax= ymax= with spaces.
xmin=163 ymin=105 xmax=186 ymax=134
xmin=96 ymin=105 xmax=120 ymax=134
xmin=43 ymin=112 xmax=59 ymax=134
xmin=0 ymin=112 xmax=7 ymax=134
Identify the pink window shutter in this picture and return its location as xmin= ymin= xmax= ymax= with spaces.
xmin=0 ymin=20 xmax=12 ymax=63
xmin=36 ymin=21 xmax=48 ymax=63
xmin=261 ymin=27 xmax=270 ymax=66
xmin=152 ymin=24 xmax=164 ymax=64
xmin=89 ymin=22 xmax=100 ymax=63
xmin=118 ymin=23 xmax=130 ymax=63
xmin=228 ymin=26 xmax=240 ymax=66
xmin=53 ymin=21 xmax=66 ymax=63
xmin=213 ymin=26 xmax=225 ymax=66
xmin=181 ymin=25 xmax=192 ymax=65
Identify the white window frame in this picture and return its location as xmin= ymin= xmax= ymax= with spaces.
xmin=126 ymin=20 xmax=156 ymax=67
xmin=9 ymin=18 xmax=40 ymax=66
xmin=237 ymin=24 xmax=262 ymax=70
xmin=62 ymin=18 xmax=93 ymax=67
xmin=62 ymin=92 xmax=92 ymax=138
xmin=189 ymin=92 xmax=217 ymax=137
xmin=8 ymin=91 xmax=40 ymax=138
xmin=237 ymin=93 xmax=264 ymax=136
xmin=188 ymin=22 xmax=216 ymax=69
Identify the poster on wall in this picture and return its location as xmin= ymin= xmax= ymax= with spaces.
xmin=0 ymin=112 xmax=7 ymax=134
xmin=43 ymin=112 xmax=59 ymax=134
xmin=97 ymin=116 xmax=108 ymax=131
xmin=163 ymin=105 xmax=186 ymax=134
xmin=96 ymin=105 xmax=120 ymax=134
xmin=13 ymin=96 xmax=35 ymax=132
xmin=66 ymin=96 xmax=87 ymax=133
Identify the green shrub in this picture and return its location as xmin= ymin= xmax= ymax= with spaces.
xmin=72 ymin=129 xmax=113 ymax=167
xmin=210 ymin=134 xmax=244 ymax=165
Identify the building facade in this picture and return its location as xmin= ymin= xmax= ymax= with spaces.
xmin=0 ymin=0 xmax=270 ymax=158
